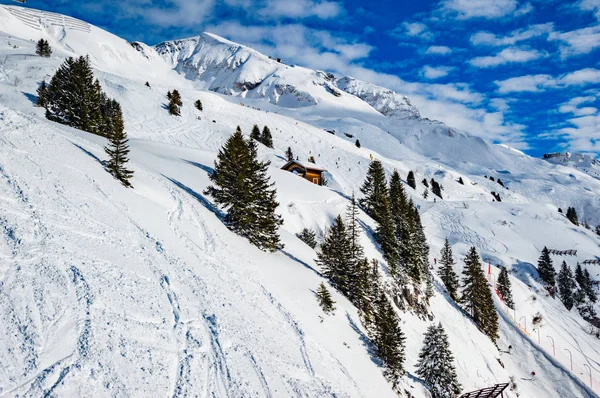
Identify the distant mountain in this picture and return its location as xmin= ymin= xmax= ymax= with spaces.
xmin=543 ymin=152 xmax=600 ymax=180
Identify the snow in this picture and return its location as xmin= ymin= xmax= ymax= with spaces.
xmin=1 ymin=4 xmax=600 ymax=397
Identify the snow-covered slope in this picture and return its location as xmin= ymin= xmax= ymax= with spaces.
xmin=543 ymin=152 xmax=600 ymax=181
xmin=1 ymin=5 xmax=600 ymax=398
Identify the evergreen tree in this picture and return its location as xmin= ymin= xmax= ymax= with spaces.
xmin=194 ymin=99 xmax=203 ymax=111
xmin=45 ymin=56 xmax=104 ymax=135
xmin=458 ymin=177 xmax=464 ymax=185
xmin=205 ymin=127 xmax=283 ymax=251
xmin=583 ymin=269 xmax=597 ymax=303
xmin=497 ymin=267 xmax=514 ymax=309
xmin=377 ymin=200 xmax=401 ymax=276
xmin=346 ymin=193 xmax=364 ymax=269
xmin=575 ymin=263 xmax=585 ymax=289
xmin=537 ymin=247 xmax=556 ymax=286
xmin=35 ymin=39 xmax=52 ymax=57
xmin=359 ymin=160 xmax=388 ymax=223
xmin=370 ymin=292 xmax=406 ymax=388
xmin=411 ymin=205 xmax=430 ymax=285
xmin=595 ymin=225 xmax=600 ymax=237
xmin=145 ymin=81 xmax=151 ymax=88
xmin=261 ymin=126 xmax=273 ymax=148
xmin=168 ymin=89 xmax=182 ymax=116
xmin=389 ymin=170 xmax=410 ymax=277
xmin=558 ymin=261 xmax=576 ymax=310
xmin=460 ymin=247 xmax=499 ymax=342
xmin=250 ymin=124 xmax=261 ymax=141
xmin=316 ymin=215 xmax=352 ymax=295
xmin=355 ymin=139 xmax=361 ymax=148
xmin=422 ymin=178 xmax=429 ymax=188
xmin=407 ymin=170 xmax=416 ymax=189
xmin=104 ymin=101 xmax=133 ymax=187
xmin=36 ymin=80 xmax=49 ymax=108
xmin=285 ymin=146 xmax=294 ymax=161
xmin=439 ymin=239 xmax=459 ymax=301
xmin=416 ymin=323 xmax=462 ymax=398
xmin=566 ymin=207 xmax=579 ymax=226
xmin=431 ymin=178 xmax=443 ymax=199
xmin=296 ymin=228 xmax=317 ymax=249
xmin=316 ymin=282 xmax=336 ymax=315
xmin=423 ymin=189 xmax=429 ymax=199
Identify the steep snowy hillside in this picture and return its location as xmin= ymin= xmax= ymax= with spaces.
xmin=1 ymin=5 xmax=600 ymax=398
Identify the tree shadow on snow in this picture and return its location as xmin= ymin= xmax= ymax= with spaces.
xmin=22 ymin=91 xmax=38 ymax=106
xmin=182 ymin=159 xmax=214 ymax=175
xmin=345 ymin=312 xmax=384 ymax=368
xmin=162 ymin=175 xmax=225 ymax=220
xmin=280 ymin=250 xmax=322 ymax=276
xmin=72 ymin=143 xmax=103 ymax=165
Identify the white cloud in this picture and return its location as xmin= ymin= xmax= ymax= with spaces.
xmin=549 ymin=25 xmax=600 ymax=58
xmin=578 ymin=0 xmax=600 ymax=21
xmin=424 ymin=45 xmax=453 ymax=55
xmin=553 ymin=113 xmax=600 ymax=153
xmin=495 ymin=69 xmax=600 ymax=93
xmin=469 ymin=47 xmax=545 ymax=68
xmin=389 ymin=22 xmax=434 ymax=41
xmin=420 ymin=65 xmax=455 ymax=79
xmin=258 ymin=0 xmax=343 ymax=19
xmin=495 ymin=74 xmax=557 ymax=93
xmin=469 ymin=23 xmax=554 ymax=46
xmin=439 ymin=0 xmax=531 ymax=19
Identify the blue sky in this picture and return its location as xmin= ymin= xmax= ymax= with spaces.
xmin=5 ymin=0 xmax=599 ymax=157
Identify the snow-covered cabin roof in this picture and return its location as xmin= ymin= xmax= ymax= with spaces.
xmin=281 ymin=160 xmax=326 ymax=172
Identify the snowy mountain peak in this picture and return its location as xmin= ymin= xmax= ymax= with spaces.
xmin=336 ymin=76 xmax=421 ymax=119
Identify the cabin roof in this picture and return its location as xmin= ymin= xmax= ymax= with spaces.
xmin=281 ymin=160 xmax=326 ymax=172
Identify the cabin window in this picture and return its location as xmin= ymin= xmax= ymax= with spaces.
xmin=313 ymin=178 xmax=319 ymax=184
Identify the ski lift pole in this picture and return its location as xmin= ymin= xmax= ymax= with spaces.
xmin=564 ymin=348 xmax=572 ymax=371
xmin=547 ymin=335 xmax=555 ymax=356
xmin=584 ymin=364 xmax=592 ymax=389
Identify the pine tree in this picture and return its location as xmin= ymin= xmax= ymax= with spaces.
xmin=194 ymin=99 xmax=203 ymax=111
xmin=558 ymin=261 xmax=576 ymax=310
xmin=316 ymin=215 xmax=352 ymax=295
xmin=389 ymin=170 xmax=409 ymax=278
xmin=497 ymin=267 xmax=514 ymax=309
xmin=168 ymin=89 xmax=182 ymax=116
xmin=205 ymin=127 xmax=283 ymax=251
xmin=595 ymin=225 xmax=600 ymax=237
xmin=36 ymin=80 xmax=49 ymax=108
xmin=583 ymin=269 xmax=597 ymax=303
xmin=416 ymin=323 xmax=462 ymax=398
xmin=431 ymin=178 xmax=443 ymax=199
xmin=458 ymin=177 xmax=464 ymax=185
xmin=45 ymin=56 xmax=104 ymax=135
xmin=423 ymin=189 xmax=429 ymax=199
xmin=566 ymin=207 xmax=579 ymax=226
xmin=285 ymin=147 xmax=294 ymax=161
xmin=439 ymin=239 xmax=459 ymax=301
xmin=261 ymin=126 xmax=273 ymax=148
xmin=250 ymin=124 xmax=261 ymax=141
xmin=460 ymin=247 xmax=499 ymax=342
xmin=296 ymin=228 xmax=317 ymax=249
xmin=346 ymin=193 xmax=364 ymax=269
xmin=377 ymin=199 xmax=401 ymax=276
xmin=355 ymin=139 xmax=361 ymax=148
xmin=104 ymin=101 xmax=133 ymax=187
xmin=316 ymin=282 xmax=336 ymax=314
xmin=407 ymin=170 xmax=416 ymax=189
xmin=411 ymin=205 xmax=430 ymax=285
xmin=422 ymin=178 xmax=429 ymax=188
xmin=35 ymin=39 xmax=51 ymax=57
xmin=537 ymin=247 xmax=556 ymax=286
xmin=359 ymin=160 xmax=388 ymax=223
xmin=370 ymin=292 xmax=406 ymax=388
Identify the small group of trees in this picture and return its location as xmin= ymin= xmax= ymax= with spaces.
xmin=194 ymin=99 xmax=203 ymax=111
xmin=360 ymin=162 xmax=433 ymax=301
xmin=37 ymin=55 xmax=133 ymax=186
xmin=316 ymin=196 xmax=406 ymax=385
xmin=537 ymin=247 xmax=597 ymax=322
xmin=566 ymin=207 xmax=579 ymax=226
xmin=297 ymin=227 xmax=317 ymax=248
xmin=167 ymin=90 xmax=182 ymax=116
xmin=205 ymin=127 xmax=283 ymax=251
xmin=35 ymin=38 xmax=52 ymax=57
xmin=251 ymin=124 xmax=273 ymax=148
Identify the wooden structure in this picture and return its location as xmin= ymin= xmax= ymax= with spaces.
xmin=460 ymin=383 xmax=509 ymax=398
xmin=583 ymin=259 xmax=600 ymax=265
xmin=281 ymin=160 xmax=325 ymax=186
xmin=548 ymin=249 xmax=577 ymax=256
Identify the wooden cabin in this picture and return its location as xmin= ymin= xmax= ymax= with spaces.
xmin=281 ymin=160 xmax=326 ymax=186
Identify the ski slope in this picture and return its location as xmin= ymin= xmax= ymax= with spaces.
xmin=1 ymin=5 xmax=600 ymax=397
